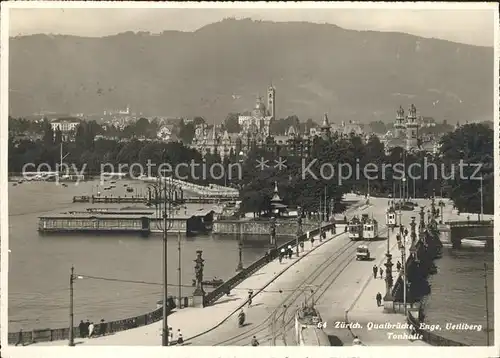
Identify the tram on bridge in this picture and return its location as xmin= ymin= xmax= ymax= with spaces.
xmin=348 ymin=214 xmax=379 ymax=241
xmin=386 ymin=206 xmax=397 ymax=227
xmin=348 ymin=216 xmax=363 ymax=240
xmin=362 ymin=217 xmax=379 ymax=240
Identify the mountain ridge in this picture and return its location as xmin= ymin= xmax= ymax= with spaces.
xmin=9 ymin=18 xmax=494 ymax=124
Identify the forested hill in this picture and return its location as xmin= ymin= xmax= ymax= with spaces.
xmin=9 ymin=18 xmax=493 ymax=123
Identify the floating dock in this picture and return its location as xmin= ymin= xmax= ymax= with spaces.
xmin=38 ymin=207 xmax=216 ymax=236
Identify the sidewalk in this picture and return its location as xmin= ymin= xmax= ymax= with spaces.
xmin=34 ymin=224 xmax=347 ymax=346
xmin=345 ymin=216 xmax=429 ymax=346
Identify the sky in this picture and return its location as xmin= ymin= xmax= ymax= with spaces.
xmin=7 ymin=4 xmax=497 ymax=47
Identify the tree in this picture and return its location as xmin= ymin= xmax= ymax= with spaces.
xmin=54 ymin=128 xmax=62 ymax=146
xmin=223 ymin=113 xmax=241 ymax=133
xmin=42 ymin=118 xmax=54 ymax=147
xmin=179 ymin=120 xmax=195 ymax=144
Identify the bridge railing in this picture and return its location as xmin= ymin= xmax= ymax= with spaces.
xmin=446 ymin=220 xmax=493 ymax=227
xmin=407 ymin=310 xmax=468 ymax=346
xmin=8 ymin=306 xmax=165 ymax=345
xmin=204 ymin=221 xmax=339 ymax=305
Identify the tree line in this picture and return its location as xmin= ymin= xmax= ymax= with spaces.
xmin=9 ymin=116 xmax=492 ymax=216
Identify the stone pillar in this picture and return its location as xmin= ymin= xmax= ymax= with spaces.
xmin=410 ymin=217 xmax=417 ymax=247
xmin=419 ymin=207 xmax=425 ymax=233
xmin=193 ymin=250 xmax=205 ymax=307
xmin=384 ymin=231 xmax=394 ymax=311
xmin=296 ymin=207 xmax=303 ymax=257
xmin=270 ymin=217 xmax=277 ymax=251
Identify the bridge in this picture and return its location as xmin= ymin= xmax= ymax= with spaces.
xmin=441 ymin=220 xmax=494 ymax=249
xmin=445 ymin=220 xmax=493 ymax=228
xmin=73 ymin=195 xmax=237 ymax=205
xmin=138 ymin=176 xmax=239 ymax=198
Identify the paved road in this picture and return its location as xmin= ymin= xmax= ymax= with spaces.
xmin=189 ymin=198 xmax=394 ymax=346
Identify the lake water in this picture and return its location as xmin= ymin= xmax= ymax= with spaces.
xmin=424 ymin=245 xmax=494 ymax=346
xmin=8 ymin=180 xmax=286 ymax=332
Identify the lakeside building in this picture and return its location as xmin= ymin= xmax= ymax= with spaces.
xmin=50 ymin=117 xmax=82 ymax=142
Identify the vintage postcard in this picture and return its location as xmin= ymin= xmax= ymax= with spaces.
xmin=1 ymin=2 xmax=498 ymax=358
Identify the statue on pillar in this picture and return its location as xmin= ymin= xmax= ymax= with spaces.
xmin=193 ymin=250 xmax=205 ymax=297
xmin=270 ymin=217 xmax=277 ymax=249
xmin=297 ymin=207 xmax=303 ymax=236
xmin=419 ymin=207 xmax=426 ymax=232
xmin=410 ymin=217 xmax=417 ymax=246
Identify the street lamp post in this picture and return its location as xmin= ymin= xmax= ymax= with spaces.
xmin=69 ymin=267 xmax=83 ymax=346
xmin=401 ymin=232 xmax=407 ymax=316
xmin=236 ymin=223 xmax=243 ymax=271
xmin=148 ymin=172 xmax=183 ymax=347
xmin=69 ymin=266 xmax=75 ymax=347
xmin=270 ymin=216 xmax=277 ymax=253
xmin=296 ymin=206 xmax=303 ymax=257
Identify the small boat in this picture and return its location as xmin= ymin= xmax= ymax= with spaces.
xmin=126 ymin=187 xmax=134 ymax=193
xmin=111 ymin=181 xmax=116 ymax=184
xmin=123 ymin=184 xmax=128 ymax=187
xmin=17 ymin=180 xmax=23 ymax=184
xmin=62 ymin=183 xmax=68 ymax=187
xmin=13 ymin=183 xmax=17 ymax=186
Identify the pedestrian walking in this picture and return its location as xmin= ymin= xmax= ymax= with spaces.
xmin=176 ymin=329 xmax=184 ymax=345
xmin=288 ymin=245 xmax=292 ymax=259
xmin=376 ymin=292 xmax=382 ymax=307
xmin=300 ymin=241 xmax=304 ymax=252
xmin=169 ymin=327 xmax=174 ymax=343
xmin=88 ymin=322 xmax=95 ymax=338
xmin=310 ymin=236 xmax=315 ymax=246
xmin=251 ymin=336 xmax=259 ymax=346
xmin=379 ymin=267 xmax=384 ymax=279
xmin=84 ymin=319 xmax=90 ymax=337
xmin=99 ymin=319 xmax=107 ymax=336
xmin=15 ymin=329 xmax=24 ymax=346
xmin=248 ymin=290 xmax=253 ymax=307
xmin=372 ymin=265 xmax=378 ymax=279
xmin=279 ymin=248 xmax=284 ymax=263
xmin=396 ymin=261 xmax=402 ymax=272
xmin=78 ymin=320 xmax=85 ymax=338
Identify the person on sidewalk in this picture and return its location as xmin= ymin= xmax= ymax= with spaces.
xmin=78 ymin=320 xmax=86 ymax=338
xmin=372 ymin=265 xmax=378 ymax=278
xmin=248 ymin=290 xmax=253 ymax=307
xmin=287 ymin=245 xmax=292 ymax=259
xmin=84 ymin=319 xmax=90 ymax=337
xmin=15 ymin=329 xmax=24 ymax=346
xmin=379 ymin=267 xmax=384 ymax=279
xmin=310 ymin=236 xmax=315 ymax=246
xmin=376 ymin=292 xmax=382 ymax=307
xmin=88 ymin=322 xmax=95 ymax=338
xmin=168 ymin=327 xmax=174 ymax=343
xmin=176 ymin=329 xmax=184 ymax=345
xmin=99 ymin=319 xmax=107 ymax=336
xmin=251 ymin=336 xmax=260 ymax=346
xmin=279 ymin=249 xmax=284 ymax=263
xmin=396 ymin=261 xmax=402 ymax=271
xmin=300 ymin=241 xmax=304 ymax=252
xmin=322 ymin=232 xmax=326 ymax=241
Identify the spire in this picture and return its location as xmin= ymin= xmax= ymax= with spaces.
xmin=271 ymin=181 xmax=282 ymax=203
xmin=321 ymin=113 xmax=330 ymax=129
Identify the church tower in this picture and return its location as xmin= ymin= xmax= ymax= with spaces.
xmin=394 ymin=106 xmax=405 ymax=138
xmin=267 ymin=86 xmax=275 ymax=119
xmin=320 ymin=113 xmax=331 ymax=140
xmin=405 ymin=104 xmax=419 ymax=151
